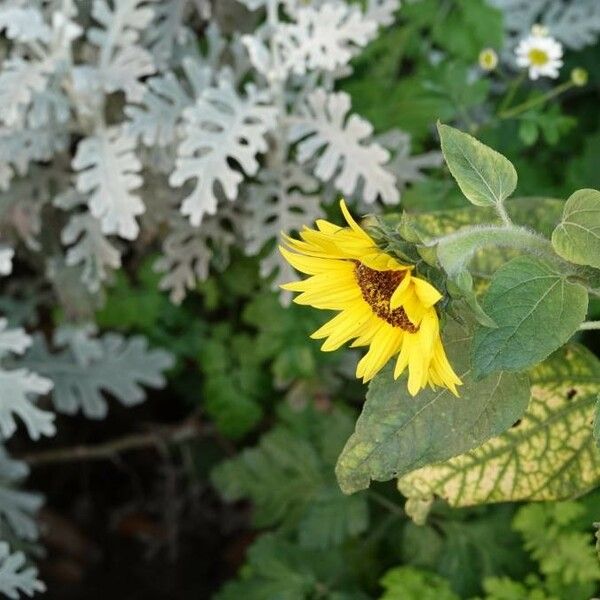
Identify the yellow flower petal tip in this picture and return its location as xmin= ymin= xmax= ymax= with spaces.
xmin=280 ymin=201 xmax=461 ymax=396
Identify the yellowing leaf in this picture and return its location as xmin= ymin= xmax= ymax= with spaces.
xmin=398 ymin=344 xmax=600 ymax=508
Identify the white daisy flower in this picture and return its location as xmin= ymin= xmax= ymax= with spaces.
xmin=515 ymin=25 xmax=563 ymax=80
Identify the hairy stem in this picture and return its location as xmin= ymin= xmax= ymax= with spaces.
xmin=579 ymin=321 xmax=600 ymax=331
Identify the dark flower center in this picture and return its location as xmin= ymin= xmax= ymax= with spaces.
xmin=354 ymin=262 xmax=419 ymax=332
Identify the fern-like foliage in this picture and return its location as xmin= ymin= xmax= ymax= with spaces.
xmin=170 ymin=80 xmax=277 ymax=225
xmin=0 ymin=542 xmax=45 ymax=600
xmin=212 ymin=405 xmax=368 ymax=550
xmin=290 ymin=89 xmax=399 ymax=204
xmin=22 ymin=326 xmax=174 ymax=419
xmin=0 ymin=319 xmax=54 ymax=442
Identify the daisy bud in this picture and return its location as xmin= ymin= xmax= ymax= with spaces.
xmin=571 ymin=67 xmax=588 ymax=87
xmin=479 ymin=48 xmax=498 ymax=72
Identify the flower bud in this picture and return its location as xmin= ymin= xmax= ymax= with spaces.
xmin=570 ymin=67 xmax=588 ymax=87
xmin=479 ymin=48 xmax=498 ymax=72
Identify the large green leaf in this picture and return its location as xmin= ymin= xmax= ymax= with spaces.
xmin=398 ymin=344 xmax=600 ymax=507
xmin=437 ymin=123 xmax=517 ymax=208
xmin=335 ymin=319 xmax=530 ymax=494
xmin=471 ymin=256 xmax=588 ymax=378
xmin=552 ymin=188 xmax=600 ymax=269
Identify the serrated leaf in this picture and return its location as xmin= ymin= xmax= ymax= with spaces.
xmin=399 ymin=344 xmax=600 ymax=507
xmin=275 ymin=3 xmax=377 ymax=76
xmin=170 ymin=80 xmax=276 ymax=226
xmin=0 ymin=542 xmax=45 ymax=600
xmin=290 ymin=89 xmax=398 ymax=205
xmin=379 ymin=566 xmax=460 ymax=600
xmin=552 ymin=188 xmax=600 ymax=269
xmin=437 ymin=123 xmax=517 ymax=208
xmin=23 ymin=329 xmax=173 ymax=419
xmin=214 ymin=533 xmax=365 ymax=600
xmin=335 ymin=319 xmax=530 ymax=495
xmin=212 ymin=407 xmax=368 ymax=549
xmin=244 ymin=165 xmax=323 ymax=298
xmin=471 ymin=256 xmax=588 ymax=378
xmin=0 ymin=319 xmax=55 ymax=441
xmin=0 ymin=448 xmax=43 ymax=541
xmin=72 ymin=126 xmax=145 ymax=240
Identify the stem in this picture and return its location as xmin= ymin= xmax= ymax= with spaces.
xmin=21 ymin=417 xmax=210 ymax=466
xmin=368 ymin=490 xmax=405 ymax=517
xmin=432 ymin=224 xmax=569 ymax=277
xmin=579 ymin=321 xmax=600 ymax=331
xmin=495 ymin=201 xmax=513 ymax=226
xmin=499 ymin=71 xmax=525 ymax=113
xmin=499 ymin=80 xmax=575 ymax=119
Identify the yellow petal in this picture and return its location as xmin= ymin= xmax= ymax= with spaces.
xmin=389 ymin=274 xmax=412 ymax=309
xmin=412 ymin=277 xmax=443 ymax=307
xmin=339 ymin=199 xmax=373 ymax=243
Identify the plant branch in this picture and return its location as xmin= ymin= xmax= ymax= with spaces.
xmin=499 ymin=80 xmax=575 ymax=119
xmin=21 ymin=417 xmax=212 ymax=467
xmin=579 ymin=321 xmax=600 ymax=331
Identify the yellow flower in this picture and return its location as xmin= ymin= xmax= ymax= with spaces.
xmin=279 ymin=200 xmax=462 ymax=397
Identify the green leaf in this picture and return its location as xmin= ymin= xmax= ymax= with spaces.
xmin=212 ymin=406 xmax=368 ymax=549
xmin=399 ymin=344 xmax=600 ymax=507
xmin=471 ymin=256 xmax=588 ymax=378
xmin=552 ymin=188 xmax=600 ymax=269
xmin=378 ymin=566 xmax=460 ymax=600
xmin=335 ymin=319 xmax=530 ymax=495
xmin=429 ymin=0 xmax=502 ymax=61
xmin=437 ymin=123 xmax=518 ymax=208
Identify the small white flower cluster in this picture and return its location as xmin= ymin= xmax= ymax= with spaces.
xmin=515 ymin=24 xmax=563 ymax=80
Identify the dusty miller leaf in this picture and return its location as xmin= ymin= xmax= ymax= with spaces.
xmin=72 ymin=126 xmax=145 ymax=240
xmin=125 ymin=71 xmax=191 ymax=147
xmin=155 ymin=211 xmax=237 ymax=304
xmin=276 ymin=2 xmax=377 ymax=76
xmin=0 ymin=542 xmax=45 ymax=600
xmin=170 ymin=80 xmax=277 ymax=225
xmin=365 ymin=0 xmax=400 ymax=27
xmin=0 ymin=7 xmax=51 ymax=44
xmin=489 ymin=0 xmax=600 ymax=50
xmin=290 ymin=89 xmax=398 ymax=205
xmin=378 ymin=129 xmax=443 ymax=193
xmin=23 ymin=328 xmax=174 ymax=419
xmin=0 ymin=319 xmax=55 ymax=441
xmin=335 ymin=318 xmax=530 ymax=494
xmin=0 ymin=58 xmax=50 ymax=128
xmin=0 ymin=247 xmax=14 ymax=276
xmin=88 ymin=0 xmax=156 ymax=102
xmin=244 ymin=165 xmax=323 ymax=297
xmin=0 ymin=448 xmax=43 ymax=542
xmin=399 ymin=344 xmax=600 ymax=507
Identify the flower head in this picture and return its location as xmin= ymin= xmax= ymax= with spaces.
xmin=279 ymin=200 xmax=462 ymax=396
xmin=479 ymin=48 xmax=498 ymax=72
xmin=515 ymin=25 xmax=563 ymax=80
xmin=570 ymin=67 xmax=588 ymax=87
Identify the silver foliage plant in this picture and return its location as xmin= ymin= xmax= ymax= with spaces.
xmin=489 ymin=0 xmax=600 ymax=50
xmin=0 ymin=0 xmax=447 ymax=595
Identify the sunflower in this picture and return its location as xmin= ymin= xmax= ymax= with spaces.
xmin=279 ymin=200 xmax=462 ymax=396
